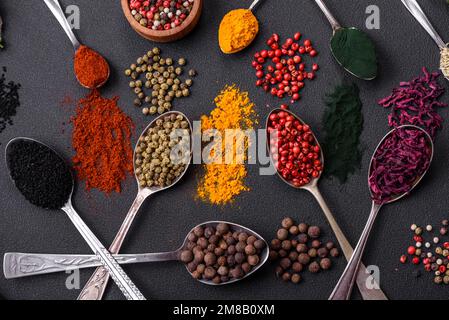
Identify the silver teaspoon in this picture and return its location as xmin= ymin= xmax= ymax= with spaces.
xmin=267 ymin=109 xmax=387 ymax=300
xmin=401 ymin=0 xmax=449 ymax=81
xmin=43 ymin=0 xmax=110 ymax=89
xmin=78 ymin=111 xmax=192 ymax=300
xmin=4 ymin=221 xmax=269 ymax=286
xmin=314 ymin=0 xmax=377 ymax=80
xmin=329 ymin=125 xmax=434 ymax=300
xmin=5 ymin=138 xmax=145 ymax=300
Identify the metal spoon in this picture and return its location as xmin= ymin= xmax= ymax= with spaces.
xmin=78 ymin=111 xmax=192 ymax=300
xmin=401 ymin=0 xmax=449 ymax=81
xmin=43 ymin=0 xmax=110 ymax=89
xmin=314 ymin=0 xmax=377 ymax=80
xmin=329 ymin=125 xmax=434 ymax=300
xmin=5 ymin=138 xmax=145 ymax=300
xmin=4 ymin=221 xmax=269 ymax=286
xmin=267 ymin=109 xmax=387 ymax=300
xmin=219 ymin=0 xmax=264 ymax=54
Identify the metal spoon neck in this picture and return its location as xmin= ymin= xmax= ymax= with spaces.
xmin=249 ymin=0 xmax=262 ymax=11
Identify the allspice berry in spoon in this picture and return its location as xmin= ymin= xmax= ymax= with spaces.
xmin=218 ymin=9 xmax=259 ymax=54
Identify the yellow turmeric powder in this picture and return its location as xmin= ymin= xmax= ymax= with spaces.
xmin=218 ymin=9 xmax=259 ymax=54
xmin=197 ymin=85 xmax=257 ymax=205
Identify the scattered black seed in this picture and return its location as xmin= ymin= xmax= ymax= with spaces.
xmin=6 ymin=139 xmax=73 ymax=210
xmin=0 ymin=67 xmax=21 ymax=139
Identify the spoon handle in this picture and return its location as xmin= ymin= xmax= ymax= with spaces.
xmin=43 ymin=0 xmax=81 ymax=50
xmin=307 ymin=186 xmax=387 ymax=300
xmin=314 ymin=0 xmax=341 ymax=31
xmin=329 ymin=202 xmax=382 ymax=300
xmin=77 ymin=189 xmax=152 ymax=301
xmin=249 ymin=0 xmax=263 ymax=11
xmin=3 ymin=251 xmax=179 ymax=279
xmin=62 ymin=204 xmax=145 ymax=300
xmin=401 ymin=0 xmax=446 ymax=49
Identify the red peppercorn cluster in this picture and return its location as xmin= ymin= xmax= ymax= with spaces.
xmin=267 ymin=110 xmax=322 ymax=188
xmin=252 ymin=33 xmax=319 ymax=104
xmin=129 ymin=0 xmax=193 ymax=30
xmin=400 ymin=220 xmax=449 ymax=285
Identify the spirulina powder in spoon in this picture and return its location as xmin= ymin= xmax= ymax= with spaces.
xmin=322 ymin=83 xmax=364 ymax=183
xmin=331 ymin=28 xmax=378 ymax=80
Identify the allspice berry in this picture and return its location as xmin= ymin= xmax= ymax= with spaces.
xmin=320 ymin=258 xmax=332 ymax=270
xmin=282 ymin=272 xmax=291 ymax=282
xmin=248 ymin=255 xmax=260 ymax=266
xmin=317 ymin=247 xmax=329 ymax=258
xmin=298 ymin=253 xmax=310 ymax=265
xmin=289 ymin=226 xmax=300 ymax=235
xmin=309 ymin=261 xmax=321 ymax=273
xmin=180 ymin=250 xmax=194 ymax=263
xmin=330 ymin=248 xmax=340 ymax=258
xmin=282 ymin=217 xmax=294 ymax=229
xmin=308 ymin=226 xmax=321 ymax=238
xmin=277 ymin=228 xmax=289 ymax=241
xmin=296 ymin=243 xmax=308 ymax=254
xmin=298 ymin=223 xmax=308 ymax=234
xmin=291 ymin=273 xmax=301 ymax=284
xmin=292 ymin=262 xmax=303 ymax=273
xmin=280 ymin=257 xmax=292 ymax=270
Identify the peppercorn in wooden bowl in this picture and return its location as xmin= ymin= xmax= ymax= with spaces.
xmin=121 ymin=0 xmax=203 ymax=43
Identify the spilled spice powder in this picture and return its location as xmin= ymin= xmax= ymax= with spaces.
xmin=197 ymin=85 xmax=257 ymax=205
xmin=71 ymin=90 xmax=134 ymax=194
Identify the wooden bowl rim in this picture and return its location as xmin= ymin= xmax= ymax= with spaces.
xmin=121 ymin=0 xmax=202 ymax=39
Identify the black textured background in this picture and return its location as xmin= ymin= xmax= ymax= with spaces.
xmin=0 ymin=0 xmax=449 ymax=300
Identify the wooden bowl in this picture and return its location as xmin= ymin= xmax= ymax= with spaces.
xmin=121 ymin=0 xmax=203 ymax=43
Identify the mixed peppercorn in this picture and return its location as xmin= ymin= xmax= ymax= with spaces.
xmin=268 ymin=110 xmax=323 ymax=188
xmin=125 ymin=48 xmax=196 ymax=116
xmin=180 ymin=223 xmax=266 ymax=284
xmin=270 ymin=217 xmax=340 ymax=284
xmin=129 ymin=0 xmax=194 ymax=30
xmin=400 ymin=219 xmax=449 ymax=285
xmin=252 ymin=32 xmax=319 ymax=105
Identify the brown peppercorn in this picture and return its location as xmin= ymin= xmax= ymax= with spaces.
xmin=217 ymin=256 xmax=227 ymax=266
xmin=193 ymin=226 xmax=204 ymax=237
xmin=238 ymin=233 xmax=249 ymax=242
xmin=298 ymin=253 xmax=310 ymax=265
xmin=213 ymin=276 xmax=221 ymax=284
xmin=296 ymin=243 xmax=308 ymax=254
xmin=330 ymin=248 xmax=340 ymax=258
xmin=269 ymin=251 xmax=279 ymax=261
xmin=235 ymin=252 xmax=245 ymax=264
xmin=248 ymin=255 xmax=260 ymax=266
xmin=281 ymin=272 xmax=291 ymax=282
xmin=197 ymin=237 xmax=208 ymax=249
xmin=247 ymin=235 xmax=257 ymax=245
xmin=289 ymin=226 xmax=299 ymax=235
xmin=277 ymin=228 xmax=289 ymax=241
xmin=292 ymin=262 xmax=303 ymax=273
xmin=289 ymin=251 xmax=299 ymax=262
xmin=254 ymin=239 xmax=266 ymax=250
xmin=278 ymin=249 xmax=287 ymax=258
xmin=242 ymin=262 xmax=252 ymax=274
xmin=320 ymin=258 xmax=332 ymax=270
xmin=194 ymin=251 xmax=205 ymax=263
xmin=208 ymin=235 xmax=219 ymax=245
xmin=271 ymin=239 xmax=281 ymax=250
xmin=308 ymin=248 xmax=317 ymax=258
xmin=308 ymin=226 xmax=321 ymax=238
xmin=291 ymin=273 xmax=301 ymax=284
xmin=227 ymin=245 xmax=236 ymax=256
xmin=309 ymin=261 xmax=320 ymax=273
xmin=281 ymin=240 xmax=292 ymax=251
xmin=245 ymin=245 xmax=256 ymax=255
xmin=204 ymin=227 xmax=215 ymax=238
xmin=214 ymin=247 xmax=224 ymax=256
xmin=196 ymin=264 xmax=206 ymax=274
xmin=180 ymin=250 xmax=194 ymax=263
xmin=311 ymin=240 xmax=321 ymax=249
xmin=298 ymin=223 xmax=308 ymax=234
xmin=236 ymin=241 xmax=246 ymax=253
xmin=317 ymin=247 xmax=329 ymax=258
xmin=231 ymin=266 xmax=244 ymax=279
xmin=204 ymin=267 xmax=216 ymax=280
xmin=217 ymin=266 xmax=229 ymax=276
xmin=216 ymin=223 xmax=229 ymax=235
xmin=282 ymin=217 xmax=294 ymax=229
xmin=325 ymin=241 xmax=335 ymax=250
xmin=227 ymin=255 xmax=236 ymax=267
xmin=280 ymin=257 xmax=292 ymax=270
xmin=204 ymin=252 xmax=217 ymax=266
xmin=297 ymin=233 xmax=308 ymax=244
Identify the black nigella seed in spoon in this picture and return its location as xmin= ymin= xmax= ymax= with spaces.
xmin=6 ymin=139 xmax=73 ymax=210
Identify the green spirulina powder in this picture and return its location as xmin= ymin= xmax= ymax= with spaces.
xmin=322 ymin=84 xmax=364 ymax=183
xmin=331 ymin=28 xmax=378 ymax=80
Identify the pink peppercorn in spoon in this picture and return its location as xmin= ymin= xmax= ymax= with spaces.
xmin=266 ymin=108 xmax=388 ymax=300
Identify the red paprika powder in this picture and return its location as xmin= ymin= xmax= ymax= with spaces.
xmin=72 ymin=90 xmax=134 ymax=194
xmin=74 ymin=45 xmax=109 ymax=88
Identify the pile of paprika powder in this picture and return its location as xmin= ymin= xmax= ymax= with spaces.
xmin=71 ymin=90 xmax=134 ymax=194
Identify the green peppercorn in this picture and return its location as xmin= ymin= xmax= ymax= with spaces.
xmin=189 ymin=69 xmax=197 ymax=77
xmin=185 ymin=79 xmax=193 ymax=87
xmin=142 ymin=107 xmax=149 ymax=115
xmin=125 ymin=69 xmax=132 ymax=76
xmin=130 ymin=64 xmax=137 ymax=71
xmin=129 ymin=81 xmax=136 ymax=88
xmin=178 ymin=58 xmax=186 ymax=66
